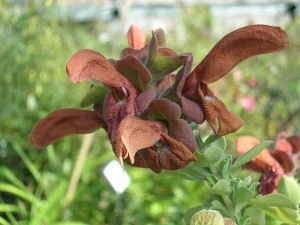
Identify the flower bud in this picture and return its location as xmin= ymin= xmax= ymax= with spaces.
xmin=190 ymin=209 xmax=224 ymax=225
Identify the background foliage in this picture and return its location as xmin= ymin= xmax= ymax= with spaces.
xmin=0 ymin=1 xmax=299 ymax=224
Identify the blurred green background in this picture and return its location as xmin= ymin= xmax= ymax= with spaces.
xmin=0 ymin=0 xmax=299 ymax=224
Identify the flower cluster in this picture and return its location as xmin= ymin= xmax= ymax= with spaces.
xmin=30 ymin=25 xmax=288 ymax=173
xmin=236 ymin=133 xmax=300 ymax=194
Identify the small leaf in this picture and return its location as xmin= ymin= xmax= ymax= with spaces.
xmin=204 ymin=146 xmax=223 ymax=165
xmin=233 ymin=187 xmax=253 ymax=205
xmin=277 ymin=175 xmax=300 ymax=204
xmin=81 ymin=85 xmax=108 ymax=107
xmin=231 ymin=140 xmax=273 ymax=171
xmin=204 ymin=135 xmax=227 ymax=151
xmin=147 ymin=31 xmax=187 ymax=80
xmin=250 ymin=193 xmax=297 ymax=210
xmin=211 ymin=179 xmax=231 ymax=195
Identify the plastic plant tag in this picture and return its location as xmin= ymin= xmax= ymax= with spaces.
xmin=102 ymin=160 xmax=131 ymax=194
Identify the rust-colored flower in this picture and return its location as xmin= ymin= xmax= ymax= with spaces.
xmin=30 ymin=25 xmax=288 ymax=173
xmin=236 ymin=133 xmax=300 ymax=194
xmin=30 ymin=25 xmax=196 ymax=173
xmin=167 ymin=25 xmax=288 ymax=136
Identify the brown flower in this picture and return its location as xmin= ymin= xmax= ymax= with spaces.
xmin=179 ymin=25 xmax=288 ymax=135
xmin=30 ymin=26 xmax=197 ymax=173
xmin=236 ymin=133 xmax=300 ymax=194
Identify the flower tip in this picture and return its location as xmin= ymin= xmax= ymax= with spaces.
xmin=118 ymin=156 xmax=125 ymax=171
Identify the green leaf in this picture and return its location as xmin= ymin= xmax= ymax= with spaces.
xmin=30 ymin=181 xmax=68 ymax=224
xmin=0 ymin=166 xmax=26 ymax=190
xmin=250 ymin=193 xmax=297 ymax=210
xmin=204 ymin=146 xmax=223 ymax=165
xmin=0 ymin=204 xmax=19 ymax=213
xmin=164 ymin=165 xmax=210 ymax=181
xmin=242 ymin=206 xmax=265 ymax=225
xmin=231 ymin=140 xmax=273 ymax=172
xmin=80 ymin=85 xmax=107 ymax=108
xmin=233 ymin=187 xmax=253 ymax=205
xmin=0 ymin=183 xmax=34 ymax=203
xmin=277 ymin=175 xmax=300 ymax=204
xmin=204 ymin=135 xmax=227 ymax=151
xmin=211 ymin=179 xmax=231 ymax=195
xmin=263 ymin=207 xmax=300 ymax=224
xmin=147 ymin=31 xmax=186 ymax=80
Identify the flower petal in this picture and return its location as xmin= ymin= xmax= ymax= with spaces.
xmin=236 ymin=136 xmax=281 ymax=169
xmin=198 ymin=88 xmax=244 ymax=135
xmin=141 ymin=98 xmax=182 ymax=121
xmin=114 ymin=54 xmax=152 ymax=91
xmin=66 ymin=49 xmax=129 ymax=87
xmin=127 ymin=25 xmax=146 ymax=50
xmin=120 ymin=45 xmax=149 ymax=63
xmin=154 ymin=28 xmax=167 ymax=47
xmin=116 ymin=116 xmax=166 ymax=165
xmin=192 ymin=25 xmax=288 ymax=84
xmin=30 ymin=109 xmax=105 ymax=149
xmin=169 ymin=119 xmax=197 ymax=152
xmin=181 ymin=95 xmax=204 ymax=124
xmin=287 ymin=134 xmax=300 ymax=153
xmin=142 ymin=134 xmax=197 ymax=173
xmin=134 ymin=86 xmax=156 ymax=116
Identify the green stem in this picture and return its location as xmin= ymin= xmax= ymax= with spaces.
xmin=221 ymin=194 xmax=235 ymax=217
xmin=63 ymin=133 xmax=95 ymax=210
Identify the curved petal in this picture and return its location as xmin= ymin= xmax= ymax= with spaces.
xmin=30 ymin=109 xmax=105 ymax=149
xmin=287 ymin=134 xmax=300 ymax=153
xmin=169 ymin=119 xmax=197 ymax=152
xmin=134 ymin=86 xmax=156 ymax=116
xmin=236 ymin=136 xmax=280 ymax=169
xmin=114 ymin=54 xmax=152 ymax=91
xmin=127 ymin=25 xmax=146 ymax=50
xmin=116 ymin=116 xmax=166 ymax=165
xmin=181 ymin=95 xmax=204 ymax=124
xmin=142 ymin=134 xmax=197 ymax=173
xmin=66 ymin=49 xmax=129 ymax=87
xmin=192 ymin=25 xmax=288 ymax=84
xmin=141 ymin=98 xmax=182 ymax=121
xmin=198 ymin=88 xmax=244 ymax=136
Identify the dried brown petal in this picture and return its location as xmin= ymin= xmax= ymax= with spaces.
xmin=30 ymin=109 xmax=105 ymax=149
xmin=66 ymin=49 xmax=129 ymax=87
xmin=127 ymin=25 xmax=146 ymax=50
xmin=143 ymin=134 xmax=197 ymax=173
xmin=192 ymin=25 xmax=289 ymax=84
xmin=198 ymin=88 xmax=244 ymax=135
xmin=116 ymin=116 xmax=166 ymax=165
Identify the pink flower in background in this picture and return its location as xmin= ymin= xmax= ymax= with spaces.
xmin=240 ymin=95 xmax=256 ymax=113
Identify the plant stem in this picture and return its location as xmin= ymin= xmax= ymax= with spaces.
xmin=63 ymin=133 xmax=95 ymax=210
